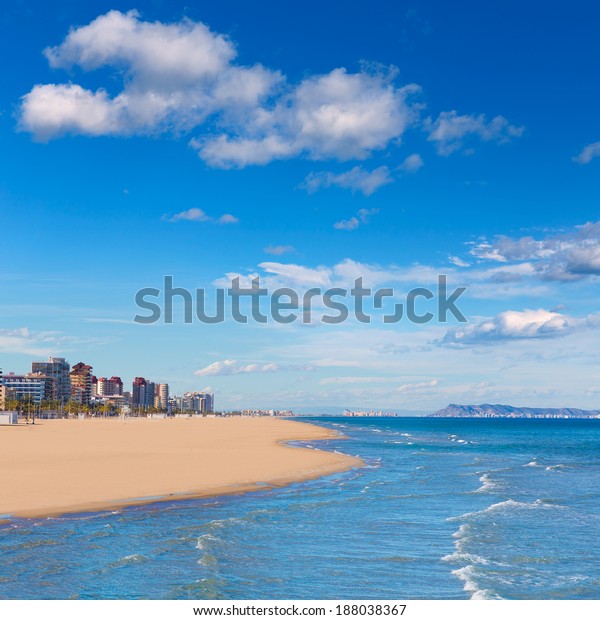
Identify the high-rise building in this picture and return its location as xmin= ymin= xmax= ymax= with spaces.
xmin=132 ymin=377 xmax=147 ymax=409
xmin=98 ymin=376 xmax=124 ymax=396
xmin=181 ymin=392 xmax=214 ymax=414
xmin=2 ymin=373 xmax=45 ymax=404
xmin=204 ymin=393 xmax=214 ymax=413
xmin=145 ymin=382 xmax=156 ymax=408
xmin=26 ymin=372 xmax=54 ymax=401
xmin=153 ymin=383 xmax=169 ymax=409
xmin=70 ymin=362 xmax=93 ymax=405
xmin=31 ymin=357 xmax=71 ymax=404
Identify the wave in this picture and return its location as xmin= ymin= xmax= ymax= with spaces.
xmin=473 ymin=473 xmax=497 ymax=493
xmin=451 ymin=565 xmax=503 ymax=600
xmin=448 ymin=498 xmax=565 ymax=522
xmin=524 ymin=460 xmax=541 ymax=467
xmin=442 ymin=551 xmax=490 ymax=565
xmin=546 ymin=464 xmax=571 ymax=472
xmin=196 ymin=534 xmax=220 ymax=551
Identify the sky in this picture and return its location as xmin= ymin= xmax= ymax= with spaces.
xmin=1 ymin=0 xmax=600 ymax=412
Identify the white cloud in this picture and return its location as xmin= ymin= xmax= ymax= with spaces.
xmin=43 ymin=10 xmax=235 ymax=81
xmin=0 ymin=327 xmax=107 ymax=356
xmin=214 ymin=257 xmax=448 ymax=291
xmin=20 ymin=10 xmax=281 ymax=141
xmin=573 ymin=141 xmax=600 ymax=164
xmin=398 ymin=153 xmax=424 ymax=173
xmin=258 ymin=262 xmax=333 ymax=287
xmin=20 ymin=11 xmax=523 ymax=170
xmin=397 ymin=379 xmax=439 ymax=393
xmin=448 ymin=255 xmax=471 ymax=267
xmin=334 ymin=207 xmax=379 ymax=230
xmin=334 ymin=217 xmax=360 ymax=231
xmin=20 ymin=84 xmax=121 ymax=140
xmin=442 ymin=308 xmax=598 ymax=346
xmin=217 ymin=213 xmax=239 ymax=224
xmin=167 ymin=207 xmax=238 ymax=224
xmin=194 ymin=70 xmax=421 ymax=167
xmin=194 ymin=135 xmax=297 ymax=168
xmin=194 ymin=359 xmax=311 ymax=376
xmin=18 ymin=11 xmax=426 ymax=166
xmin=302 ymin=165 xmax=392 ymax=196
xmin=286 ymin=70 xmax=418 ymax=161
xmin=469 ymin=220 xmax=600 ymax=281
xmin=425 ymin=110 xmax=524 ymax=155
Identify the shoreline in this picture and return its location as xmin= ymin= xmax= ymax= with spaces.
xmin=0 ymin=417 xmax=363 ymax=520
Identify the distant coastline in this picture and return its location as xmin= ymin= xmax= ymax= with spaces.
xmin=429 ymin=403 xmax=600 ymax=419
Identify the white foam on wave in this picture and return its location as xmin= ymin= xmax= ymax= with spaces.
xmin=450 ymin=565 xmax=502 ymax=599
xmin=452 ymin=523 xmax=470 ymax=539
xmin=448 ymin=498 xmax=565 ymax=522
xmin=443 ymin=523 xmax=503 ymax=599
xmin=474 ymin=473 xmax=497 ymax=493
xmin=524 ymin=460 xmax=541 ymax=467
xmin=196 ymin=533 xmax=220 ymax=551
xmin=205 ymin=516 xmax=245 ymax=529
xmin=442 ymin=551 xmax=490 ymax=565
xmin=546 ymin=464 xmax=570 ymax=472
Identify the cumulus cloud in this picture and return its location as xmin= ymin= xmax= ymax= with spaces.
xmin=442 ymin=309 xmax=599 ymax=346
xmin=20 ymin=84 xmax=121 ymax=141
xmin=397 ymin=153 xmax=424 ymax=173
xmin=20 ymin=10 xmax=281 ymax=141
xmin=166 ymin=207 xmax=238 ymax=223
xmin=217 ymin=213 xmax=239 ymax=224
xmin=573 ymin=141 xmax=600 ymax=165
xmin=469 ymin=220 xmax=600 ymax=281
xmin=20 ymin=10 xmax=421 ymax=167
xmin=425 ymin=110 xmax=524 ymax=155
xmin=194 ymin=359 xmax=311 ymax=376
xmin=334 ymin=207 xmax=379 ymax=230
xmin=19 ymin=10 xmax=520 ymax=169
xmin=302 ymin=165 xmax=392 ymax=196
xmin=194 ymin=69 xmax=421 ymax=167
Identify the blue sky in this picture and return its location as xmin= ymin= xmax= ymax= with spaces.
xmin=1 ymin=1 xmax=600 ymax=411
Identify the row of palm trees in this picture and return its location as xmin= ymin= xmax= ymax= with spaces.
xmin=3 ymin=397 xmax=173 ymax=420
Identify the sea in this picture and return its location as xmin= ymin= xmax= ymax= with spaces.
xmin=1 ymin=416 xmax=599 ymax=600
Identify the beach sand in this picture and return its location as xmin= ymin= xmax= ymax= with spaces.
xmin=0 ymin=416 xmax=362 ymax=519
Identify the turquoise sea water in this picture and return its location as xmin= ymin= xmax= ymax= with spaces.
xmin=1 ymin=417 xmax=600 ymax=599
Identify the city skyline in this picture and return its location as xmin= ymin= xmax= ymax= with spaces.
xmin=0 ymin=356 xmax=214 ymax=414
xmin=1 ymin=1 xmax=600 ymax=410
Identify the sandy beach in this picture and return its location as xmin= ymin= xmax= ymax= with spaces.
xmin=0 ymin=417 xmax=362 ymax=519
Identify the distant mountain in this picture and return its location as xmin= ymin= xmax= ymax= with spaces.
xmin=429 ymin=403 xmax=600 ymax=419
